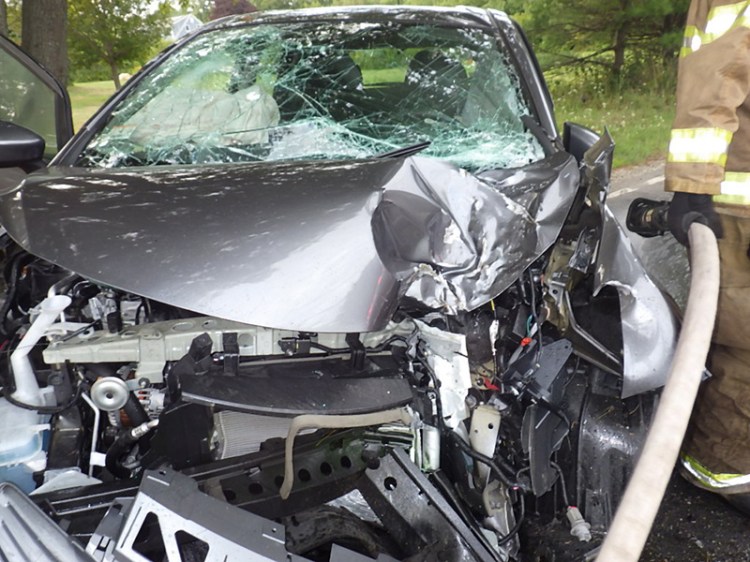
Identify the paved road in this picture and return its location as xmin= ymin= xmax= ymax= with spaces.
xmin=608 ymin=164 xmax=750 ymax=562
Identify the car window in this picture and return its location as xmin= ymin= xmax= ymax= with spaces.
xmin=0 ymin=48 xmax=60 ymax=160
xmin=77 ymin=21 xmax=545 ymax=172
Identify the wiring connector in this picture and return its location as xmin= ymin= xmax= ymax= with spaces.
xmin=566 ymin=506 xmax=592 ymax=542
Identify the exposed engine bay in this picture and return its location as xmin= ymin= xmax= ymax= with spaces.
xmin=0 ymin=181 xmax=663 ymax=561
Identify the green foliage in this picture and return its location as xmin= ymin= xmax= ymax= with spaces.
xmin=69 ymin=61 xmax=111 ymax=83
xmin=3 ymin=0 xmax=20 ymax=41
xmin=521 ymin=0 xmax=688 ymax=90
xmin=68 ymin=0 xmax=171 ymax=89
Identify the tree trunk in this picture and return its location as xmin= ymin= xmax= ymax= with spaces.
xmin=110 ymin=61 xmax=121 ymax=90
xmin=22 ymin=0 xmax=68 ymax=86
xmin=611 ymin=0 xmax=631 ymax=81
xmin=0 ymin=0 xmax=8 ymax=38
xmin=662 ymin=12 xmax=687 ymax=62
xmin=612 ymin=22 xmax=628 ymax=78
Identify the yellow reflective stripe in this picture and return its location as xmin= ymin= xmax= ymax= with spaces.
xmin=667 ymin=128 xmax=732 ymax=165
xmin=713 ymin=172 xmax=750 ymax=205
xmin=721 ymin=171 xmax=750 ymax=194
xmin=681 ymin=25 xmax=702 ymax=56
xmin=713 ymin=193 xmax=750 ymax=205
xmin=680 ymin=2 xmax=750 ymax=56
xmin=681 ymin=454 xmax=750 ymax=489
xmin=715 ymin=172 xmax=750 ymax=205
xmin=705 ymin=1 xmax=749 ymax=39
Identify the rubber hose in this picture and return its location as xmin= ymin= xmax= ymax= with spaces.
xmin=105 ymin=429 xmax=139 ymax=479
xmin=279 ymin=407 xmax=413 ymax=500
xmin=597 ymin=222 xmax=720 ymax=561
xmin=105 ymin=419 xmax=158 ymax=479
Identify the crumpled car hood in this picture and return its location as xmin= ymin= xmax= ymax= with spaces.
xmin=0 ymin=154 xmax=577 ymax=332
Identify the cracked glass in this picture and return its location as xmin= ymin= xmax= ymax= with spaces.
xmin=77 ymin=20 xmax=544 ymax=172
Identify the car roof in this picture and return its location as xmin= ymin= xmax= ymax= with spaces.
xmin=204 ymin=5 xmax=508 ymax=33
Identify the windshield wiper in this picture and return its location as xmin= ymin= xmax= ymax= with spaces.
xmin=377 ymin=141 xmax=431 ymax=159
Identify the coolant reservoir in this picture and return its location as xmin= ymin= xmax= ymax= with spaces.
xmin=0 ymin=398 xmax=49 ymax=493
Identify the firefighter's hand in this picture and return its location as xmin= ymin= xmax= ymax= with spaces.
xmin=668 ymin=192 xmax=723 ymax=245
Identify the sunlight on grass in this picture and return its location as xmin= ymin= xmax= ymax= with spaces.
xmin=68 ymin=81 xmax=116 ymax=131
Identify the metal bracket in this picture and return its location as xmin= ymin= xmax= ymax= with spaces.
xmin=357 ymin=448 xmax=499 ymax=561
xmin=110 ymin=468 xmax=301 ymax=561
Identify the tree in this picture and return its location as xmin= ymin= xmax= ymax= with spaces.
xmin=22 ymin=0 xmax=68 ymax=85
xmin=68 ymin=0 xmax=170 ymax=89
xmin=521 ymin=0 xmax=689 ymax=88
xmin=0 ymin=1 xmax=7 ymax=37
xmin=210 ymin=0 xmax=256 ymax=20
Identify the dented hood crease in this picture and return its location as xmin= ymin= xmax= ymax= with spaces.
xmin=1 ymin=154 xmax=578 ymax=331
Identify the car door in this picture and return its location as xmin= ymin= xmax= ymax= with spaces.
xmin=0 ymin=35 xmax=73 ymax=189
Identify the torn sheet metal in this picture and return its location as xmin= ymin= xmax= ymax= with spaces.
xmin=585 ymin=133 xmax=678 ymax=397
xmin=596 ymin=205 xmax=678 ymax=397
xmin=373 ymin=152 xmax=579 ymax=314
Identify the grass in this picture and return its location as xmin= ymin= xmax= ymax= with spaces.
xmin=362 ymin=67 xmax=407 ymax=85
xmin=548 ymin=78 xmax=675 ymax=169
xmin=67 ymin=77 xmax=675 ymax=169
xmin=68 ymin=81 xmax=116 ymax=131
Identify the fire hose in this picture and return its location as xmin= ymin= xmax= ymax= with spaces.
xmin=597 ymin=220 xmax=720 ymax=561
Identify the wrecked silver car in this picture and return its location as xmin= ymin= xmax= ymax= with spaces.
xmin=0 ymin=6 xmax=676 ymax=561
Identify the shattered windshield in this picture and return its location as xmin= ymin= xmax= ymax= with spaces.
xmin=77 ymin=20 xmax=545 ymax=172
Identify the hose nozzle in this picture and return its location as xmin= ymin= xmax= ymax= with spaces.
xmin=626 ymin=198 xmax=670 ymax=238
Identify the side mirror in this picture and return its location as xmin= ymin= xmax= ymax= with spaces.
xmin=0 ymin=120 xmax=45 ymax=168
xmin=563 ymin=122 xmax=600 ymax=163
